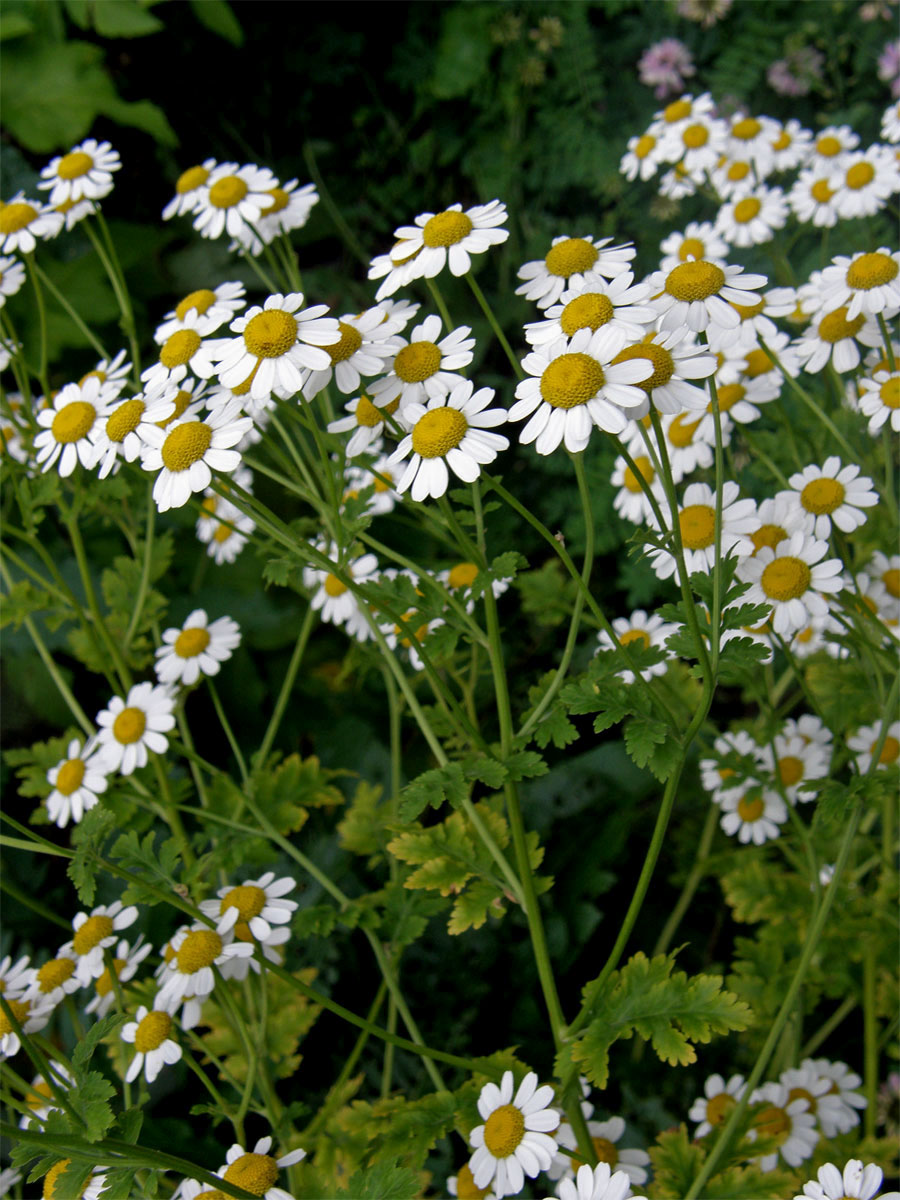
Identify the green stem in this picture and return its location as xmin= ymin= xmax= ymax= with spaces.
xmin=465 ymin=272 xmax=524 ymax=379
xmin=86 ymin=216 xmax=141 ymax=379
xmin=425 ymin=277 xmax=454 ymax=332
xmin=303 ymin=140 xmax=370 ymax=266
xmin=800 ymin=995 xmax=857 ymax=1059
xmin=25 ymin=252 xmax=50 ymax=398
xmin=877 ymin=313 xmax=898 ymax=373
xmin=124 ymin=484 xmax=155 ymax=647
xmin=255 ymin=605 xmax=317 ymax=766
xmin=758 ymin=334 xmax=860 ymax=462
xmin=30 ymin=260 xmax=110 ymax=361
xmin=699 ymin=335 xmax=725 ymax=672
xmin=208 ymin=679 xmax=249 ymax=784
xmin=64 ymin=509 xmax=132 ymax=689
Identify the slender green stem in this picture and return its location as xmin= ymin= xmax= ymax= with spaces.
xmin=0 ymin=995 xmax=87 ymax=1127
xmin=800 ymin=995 xmax=857 ymax=1059
xmin=64 ymin=509 xmax=133 ymax=688
xmin=699 ymin=335 xmax=725 ymax=672
xmin=303 ymin=140 xmax=370 ymax=265
xmin=25 ymin=252 xmax=50 ymax=398
xmin=255 ymin=605 xmax=317 ymax=766
xmin=85 ymin=217 xmax=141 ymax=379
xmin=425 ymin=277 xmax=454 ymax=332
xmin=208 ymin=679 xmax=249 ymax=784
xmin=877 ymin=313 xmax=898 ymax=373
xmin=151 ymin=753 xmax=195 ymax=870
xmin=124 ymin=484 xmax=155 ymax=647
xmin=758 ymin=335 xmax=860 ymax=462
xmin=465 ymin=272 xmax=523 ymax=379
xmin=239 ymin=247 xmax=279 ymax=294
xmin=863 ymin=942 xmax=878 ymax=1137
xmin=30 ymin=260 xmax=110 ymax=361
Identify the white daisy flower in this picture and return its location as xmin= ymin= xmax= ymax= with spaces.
xmin=781 ymin=457 xmax=879 ymax=539
xmin=121 ymin=1006 xmax=182 ymax=1084
xmin=342 ymin=451 xmax=405 ymax=517
xmin=647 ymin=480 xmax=758 ymax=583
xmin=33 ymin=377 xmax=115 ymax=477
xmin=63 ymin=900 xmax=139 ymax=984
xmin=94 ymin=682 xmax=177 ymax=775
xmin=701 ymin=373 xmax=779 ymax=432
xmin=556 ymin=1162 xmax=649 ymax=1200
xmin=847 ymin=720 xmax=900 ymax=773
xmin=810 ymin=125 xmax=860 ymax=166
xmin=0 ymin=192 xmax=64 ymax=254
xmin=746 ymin=494 xmax=811 ymax=557
xmin=367 ymin=314 xmax=475 ymax=411
xmin=780 ymin=1063 xmax=860 ymax=1136
xmin=162 ymin=159 xmax=217 ymax=220
xmin=214 ymin=1137 xmax=306 ymax=1200
xmin=832 ymin=147 xmax=900 ymax=220
xmin=448 ymin=1163 xmax=497 ymax=1199
xmin=0 ymin=993 xmax=55 ymax=1060
xmin=699 ymin=729 xmax=766 ymax=803
xmin=139 ymin=400 xmax=252 ymax=513
xmin=0 ymin=255 xmax=26 ymax=307
xmin=303 ymin=306 xmax=401 ymax=399
xmin=155 ymin=610 xmax=241 ymax=687
xmin=784 ymin=715 xmax=833 ymax=749
xmin=596 ymin=611 xmax=676 ymax=684
xmin=254 ymin=179 xmax=318 ymax=243
xmin=714 ymin=184 xmax=788 ymax=248
xmin=820 ymin=249 xmax=900 ymax=321
xmin=883 ymin=101 xmax=900 ymax=144
xmin=435 ymin=560 xmax=510 ymax=614
xmin=865 ymin=552 xmax=900 ymax=607
xmin=858 ymin=370 xmax=900 ymax=433
xmin=375 ymin=298 xmax=420 ymax=337
xmin=368 ymin=240 xmax=424 ymax=301
xmin=516 ymin=235 xmax=636 ymax=309
xmin=761 ymin=734 xmax=830 ymax=803
xmin=548 ymin=1114 xmax=650 ymax=1187
xmin=38 ymin=139 xmax=120 ymax=206
xmin=389 ymin=200 xmax=509 ymax=278
xmin=802 ymin=1058 xmax=867 ymax=1129
xmin=468 ymin=1070 xmax=560 ymax=1199
xmin=328 ymin=392 xmax=402 ymax=457
xmin=18 ymin=1062 xmax=74 ymax=1130
xmin=53 ymin=194 xmax=97 ymax=231
xmin=511 ymin=327 xmax=651 ymax=449
xmin=788 ymin=168 xmax=843 ymax=228
xmin=90 ymin=390 xmax=177 ymax=480
xmin=710 ymin=156 xmax=758 ymax=200
xmin=659 ymin=221 xmax=729 ymax=273
xmin=793 ymin=1158 xmax=893 ymax=1200
xmin=154 ymin=282 xmax=247 ymax=343
xmin=26 ymin=949 xmax=80 ymax=1007
xmin=155 ymin=921 xmax=254 ymax=1012
xmin=611 ymin=327 xmax=717 ymax=415
xmin=726 ymin=112 xmax=781 ymax=171
xmin=206 ymin=513 xmax=254 ymax=564
xmin=141 ymin=319 xmax=225 ymax=400
xmin=689 ymin=1073 xmax=747 ymax=1138
xmin=214 ymin=292 xmax=340 ymax=404
xmin=648 ymin=259 xmax=768 ymax=335
xmin=620 ymin=130 xmax=668 ymax=181
xmin=768 ymin=118 xmax=814 ymax=170
xmin=650 ymin=93 xmax=716 ymax=139
xmin=45 ymin=735 xmax=108 ymax=828
xmin=0 ymin=954 xmax=34 ymax=999
xmin=737 ymin=530 xmax=844 ymax=637
xmin=84 ymin=936 xmax=153 ymax=1018
xmin=390 ymin=380 xmax=509 ymax=500
xmin=792 ymin=304 xmax=881 ymax=374
xmin=662 ymin=113 xmax=729 ymax=177
xmin=192 ymin=161 xmax=278 ymax=241
xmin=658 ymin=160 xmax=700 ymax=200
xmin=720 ymin=781 xmax=788 ymax=845
xmin=650 ymin=407 xmax=724 ymax=479
xmin=302 ymin=541 xmax=379 ymax=632
xmin=748 ymin=1081 xmax=818 ymax=1171
xmin=611 ymin=452 xmax=665 ymax=523
xmin=524 ymin=273 xmax=656 ymax=348
xmin=199 ymin=872 xmax=297 ymax=954
xmin=381 ymin=593 xmax=444 ymax=671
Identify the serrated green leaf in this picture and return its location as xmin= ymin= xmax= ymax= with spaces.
xmin=67 ymin=806 xmax=117 ymax=905
xmin=503 ymin=750 xmax=548 ymax=781
xmin=448 ymin=878 xmax=505 ymax=935
xmin=398 ymin=761 xmax=467 ymax=821
xmin=338 ymin=1092 xmax=458 ymax=1171
xmin=108 ymin=830 xmax=181 ymax=905
xmin=461 ymin=752 xmax=507 ymax=788
xmin=340 ymin=1163 xmax=421 ymax=1200
xmin=623 ymin=715 xmax=667 ymax=769
xmin=72 ymin=1012 xmax=125 ymax=1075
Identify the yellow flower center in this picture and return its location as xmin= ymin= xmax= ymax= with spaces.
xmin=175 ymin=289 xmax=217 ymax=321
xmin=846 ymin=161 xmax=875 ymax=190
xmin=243 ymin=309 xmax=298 ymax=359
xmin=778 ymin=756 xmax=804 ymax=787
xmin=394 ymin=612 xmax=429 ymax=647
xmin=0 ymin=997 xmax=29 ymax=1035
xmin=664 ymin=99 xmax=692 ymax=123
xmin=212 ymin=523 xmax=234 ymax=545
xmin=159 ymin=329 xmax=202 ymax=369
xmin=36 ymin=956 xmax=76 ymax=993
xmin=483 ymin=1103 xmax=526 ymax=1158
xmin=0 ymin=202 xmax=38 ymax=233
xmin=623 ymin=455 xmax=654 ymax=493
xmin=714 ymin=384 xmax=743 ymax=414
xmin=208 ymin=175 xmax=248 ymax=209
xmin=752 ymin=1103 xmax=791 ymax=1143
xmin=106 ymin=398 xmax=145 ymax=443
xmin=666 ymin=260 xmax=726 ymax=302
xmin=448 ymin=562 xmax=479 ymax=589
xmin=678 ymin=236 xmax=706 ymax=262
xmin=732 ymin=299 xmax=766 ymax=321
xmin=559 ymin=293 xmax=614 ymax=336
xmin=51 ymin=401 xmax=96 ymax=444
xmin=57 ymin=151 xmax=94 ymax=180
xmin=879 ymin=378 xmax=900 ymax=409
xmin=540 ymin=352 xmax=604 ymax=408
xmin=751 ymin=523 xmax=788 ymax=553
xmin=706 ymin=1091 xmax=737 ymax=1126
xmin=260 ymin=186 xmax=290 ymax=215
xmin=738 ymin=794 xmax=765 ymax=822
xmin=220 ymin=884 xmax=266 ymax=921
xmin=411 ymin=407 xmax=468 ymax=457
xmin=223 ymin=1152 xmax=280 ymax=1196
xmin=810 ymin=179 xmax=835 ymax=204
xmin=612 ymin=340 xmax=674 ymax=392
xmin=422 ymin=210 xmax=474 ymax=247
xmin=761 ymin=556 xmax=811 ymax=602
xmin=174 ymin=626 xmax=211 ymax=658
xmin=815 ymin=134 xmax=842 ymax=158
xmin=157 ymin=389 xmax=193 ymax=428
xmin=679 ymin=503 xmax=716 ymax=550
xmin=772 ymin=130 xmax=792 ymax=151
xmin=453 ymin=1162 xmax=491 ymax=1199
xmin=323 ymin=572 xmax=348 ymax=597
xmin=94 ymin=958 xmax=126 ymax=997
xmin=847 ymin=252 xmax=898 ymax=291
xmin=733 ymin=197 xmax=761 ymax=224
xmin=732 ymin=117 xmax=762 ymax=141
xmin=328 ymin=321 xmax=363 ymax=364
xmin=882 ymin=567 xmax=900 ymax=597
xmin=817 ymin=307 xmax=867 ymax=344
xmin=800 ymin=477 xmax=845 ymax=515
xmin=667 ymin=412 xmax=701 ymax=447
xmin=875 ymin=735 xmax=899 ymax=764
xmin=634 ymin=134 xmax=656 ymax=159
xmin=72 ymin=914 xmax=114 ymax=956
xmin=43 ymin=1159 xmax=86 ymax=1200
xmin=161 ymin=421 xmax=213 ymax=471
xmin=134 ymin=1009 xmax=173 ymax=1053
xmin=682 ymin=123 xmax=710 ymax=149
xmin=176 ymin=929 xmax=223 ymax=973
xmin=394 ymin=340 xmax=442 ymax=383
xmin=55 ymin=758 xmax=85 ymax=796
xmin=726 ymin=161 xmax=751 ymax=182
xmin=743 ymin=347 xmax=773 ymax=378
xmin=231 ymin=366 xmax=257 ymax=397
xmin=391 ymin=240 xmax=420 ymax=266
xmin=544 ymin=237 xmax=599 ymax=279
xmin=175 ymin=165 xmax=211 ymax=194
xmin=112 ymin=705 xmax=147 ymax=746
xmin=26 ymin=1079 xmax=54 ymax=1109
xmin=620 ymin=628 xmax=651 ymax=648
xmin=355 ymin=394 xmax=395 ymax=427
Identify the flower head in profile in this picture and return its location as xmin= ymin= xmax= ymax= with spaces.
xmin=163 ymin=158 xmax=217 ymax=221
xmin=0 ymin=992 xmax=55 ymax=1061
xmin=302 ymin=541 xmax=379 ymax=633
xmin=847 ymin=720 xmax=900 ymax=773
xmin=38 ymin=139 xmax=120 ymax=207
xmin=689 ymin=1073 xmax=747 ymax=1137
xmin=155 ymin=610 xmax=241 ymax=687
xmin=84 ymin=937 xmax=153 ymax=1018
xmin=390 ymin=200 xmax=509 ymax=278
xmin=254 ymin=179 xmax=319 ymax=242
xmin=211 ymin=1137 xmax=306 ymax=1200
xmin=0 ymin=255 xmax=26 ymax=308
xmin=121 ymin=1006 xmax=182 ymax=1084
xmin=468 ymin=1070 xmax=560 ymax=1198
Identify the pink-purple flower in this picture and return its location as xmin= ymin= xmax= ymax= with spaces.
xmin=638 ymin=39 xmax=696 ymax=99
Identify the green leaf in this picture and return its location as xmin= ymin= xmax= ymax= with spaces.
xmin=339 ymin=1163 xmax=421 ymax=1200
xmin=646 ymin=1125 xmax=707 ymax=1199
xmin=72 ymin=1011 xmax=125 ymax=1075
xmin=108 ymin=830 xmax=181 ymax=905
xmin=188 ymin=0 xmax=244 ymax=45
xmin=570 ymin=952 xmax=752 ymax=1088
xmin=292 ymin=904 xmax=340 ymax=939
xmin=0 ymin=12 xmax=33 ymax=40
xmin=67 ymin=806 xmax=117 ymax=905
xmin=398 ymin=761 xmax=467 ymax=822
xmin=338 ymin=1092 xmax=458 ymax=1170
xmin=249 ymin=753 xmax=345 ymax=833
xmin=429 ymin=5 xmax=494 ymax=99
xmin=623 ymin=715 xmax=667 ymax=769
xmin=337 ymin=781 xmax=389 ymax=859
xmin=69 ymin=1071 xmax=116 ymax=1142
xmin=503 ymin=749 xmax=548 ymax=781
xmin=461 ymin=752 xmax=507 ymax=789
xmin=90 ymin=0 xmax=165 ymax=37
xmin=448 ymin=877 xmax=505 ymax=935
